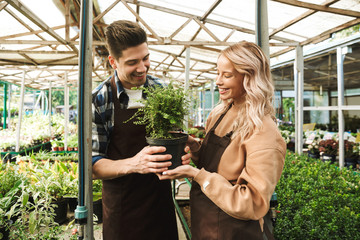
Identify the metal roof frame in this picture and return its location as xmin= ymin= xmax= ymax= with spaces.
xmin=0 ymin=0 xmax=359 ymax=89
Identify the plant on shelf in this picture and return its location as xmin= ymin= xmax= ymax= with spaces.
xmin=187 ymin=127 xmax=199 ymax=138
xmin=67 ymin=134 xmax=78 ymax=151
xmin=0 ymin=162 xmax=24 ymax=236
xmin=319 ymin=138 xmax=338 ymax=163
xmin=127 ymin=82 xmax=190 ymax=169
xmin=305 ymin=130 xmax=323 ymax=158
xmin=344 ymin=140 xmax=358 ymax=168
xmin=319 ymin=138 xmax=338 ymax=156
xmin=344 ymin=140 xmax=357 ymax=159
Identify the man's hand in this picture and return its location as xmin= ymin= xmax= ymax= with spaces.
xmin=131 ymin=146 xmax=172 ymax=174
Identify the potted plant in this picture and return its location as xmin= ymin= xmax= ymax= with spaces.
xmin=0 ymin=162 xmax=24 ymax=239
xmin=51 ymin=140 xmax=60 ymax=151
xmin=67 ymin=134 xmax=78 ymax=152
xmin=128 ymin=82 xmax=190 ymax=169
xmin=57 ymin=140 xmax=65 ymax=151
xmin=319 ymin=138 xmax=338 ymax=163
xmin=344 ymin=140 xmax=357 ymax=168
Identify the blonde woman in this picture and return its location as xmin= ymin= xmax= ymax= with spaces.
xmin=159 ymin=41 xmax=286 ymax=240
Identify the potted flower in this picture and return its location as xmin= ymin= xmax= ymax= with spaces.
xmin=319 ymin=138 xmax=338 ymax=163
xmin=305 ymin=131 xmax=323 ymax=159
xmin=344 ymin=140 xmax=357 ymax=168
xmin=128 ymin=82 xmax=190 ymax=169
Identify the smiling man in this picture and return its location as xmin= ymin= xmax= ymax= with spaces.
xmin=91 ymin=20 xmax=179 ymax=240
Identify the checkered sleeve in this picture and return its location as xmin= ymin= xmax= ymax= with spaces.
xmin=92 ymin=80 xmax=112 ymax=165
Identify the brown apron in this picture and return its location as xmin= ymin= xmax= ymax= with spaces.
xmin=190 ymin=104 xmax=267 ymax=240
xmin=102 ymin=76 xmax=178 ymax=240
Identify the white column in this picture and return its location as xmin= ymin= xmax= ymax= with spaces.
xmin=48 ymin=81 xmax=52 ymax=139
xmin=255 ymin=0 xmax=270 ymax=59
xmin=337 ymin=46 xmax=351 ymax=168
xmin=210 ymin=80 xmax=215 ymax=109
xmin=184 ymin=47 xmax=190 ymax=129
xmin=64 ymin=73 xmax=69 ymax=150
xmin=294 ymin=45 xmax=304 ymax=155
xmin=16 ymin=70 xmax=26 ymax=152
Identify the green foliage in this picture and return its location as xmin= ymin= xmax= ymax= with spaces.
xmin=51 ymin=89 xmax=78 ymax=108
xmin=187 ymin=127 xmax=199 ymax=136
xmin=282 ymin=98 xmax=295 ymax=122
xmin=274 ymin=152 xmax=360 ymax=240
xmin=129 ymin=82 xmax=189 ymax=139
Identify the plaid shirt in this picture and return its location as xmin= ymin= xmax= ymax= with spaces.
xmin=92 ymin=71 xmax=164 ymax=165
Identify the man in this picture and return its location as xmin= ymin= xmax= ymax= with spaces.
xmin=92 ymin=20 xmax=179 ymax=240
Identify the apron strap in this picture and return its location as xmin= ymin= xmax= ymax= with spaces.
xmin=209 ymin=103 xmax=234 ymax=138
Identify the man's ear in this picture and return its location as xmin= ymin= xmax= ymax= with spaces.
xmin=108 ymin=55 xmax=117 ymax=69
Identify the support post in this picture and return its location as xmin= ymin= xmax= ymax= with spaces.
xmin=210 ymin=80 xmax=215 ymax=109
xmin=202 ymin=85 xmax=206 ymax=126
xmin=3 ymin=83 xmax=7 ymax=129
xmin=184 ymin=47 xmax=190 ymax=129
xmin=75 ymin=0 xmax=93 ymax=239
xmin=48 ymin=81 xmax=52 ymax=139
xmin=337 ymin=46 xmax=351 ymax=168
xmin=7 ymin=84 xmax=12 ymax=127
xmin=64 ymin=73 xmax=69 ymax=150
xmin=16 ymin=71 xmax=26 ymax=152
xmin=294 ymin=45 xmax=304 ymax=155
xmin=255 ymin=0 xmax=270 ymax=59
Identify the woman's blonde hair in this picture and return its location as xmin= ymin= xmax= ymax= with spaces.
xmin=215 ymin=41 xmax=275 ymax=142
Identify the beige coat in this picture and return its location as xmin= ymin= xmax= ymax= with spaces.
xmin=192 ymin=105 xmax=286 ymax=225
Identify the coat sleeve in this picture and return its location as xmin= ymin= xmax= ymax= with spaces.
xmin=193 ymin=122 xmax=286 ymax=220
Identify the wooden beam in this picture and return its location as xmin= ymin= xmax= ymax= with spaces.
xmin=0 ymin=1 xmax=8 ymax=11
xmin=121 ymin=0 xmax=162 ymax=41
xmin=19 ymin=53 xmax=39 ymax=65
xmin=200 ymin=0 xmax=222 ymax=21
xmin=0 ymin=24 xmax=75 ymax=40
xmin=168 ymin=17 xmax=193 ymax=40
xmin=124 ymin=0 xmax=291 ymax=43
xmin=270 ymin=18 xmax=360 ymax=58
xmin=93 ymin=0 xmax=121 ymax=24
xmin=65 ymin=0 xmax=70 ymax=41
xmin=0 ymin=49 xmax=78 ymax=54
xmin=271 ymin=0 xmax=360 ymax=18
xmin=269 ymin=0 xmax=339 ymax=37
xmin=6 ymin=0 xmax=79 ymax=53
xmin=193 ymin=18 xmax=221 ymax=42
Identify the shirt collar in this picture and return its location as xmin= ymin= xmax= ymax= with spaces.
xmin=113 ymin=70 xmax=150 ymax=108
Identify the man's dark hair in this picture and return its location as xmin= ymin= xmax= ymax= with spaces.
xmin=105 ymin=20 xmax=147 ymax=60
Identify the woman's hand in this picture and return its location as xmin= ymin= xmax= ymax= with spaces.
xmin=158 ymin=164 xmax=199 ymax=180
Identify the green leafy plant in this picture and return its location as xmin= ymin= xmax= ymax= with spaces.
xmin=92 ymin=179 xmax=102 ymax=202
xmin=274 ymin=152 xmax=360 ymax=240
xmin=128 ymin=82 xmax=190 ymax=139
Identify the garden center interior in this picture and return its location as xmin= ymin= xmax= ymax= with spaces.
xmin=0 ymin=0 xmax=360 ymax=239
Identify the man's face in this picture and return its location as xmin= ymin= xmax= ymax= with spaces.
xmin=109 ymin=42 xmax=150 ymax=89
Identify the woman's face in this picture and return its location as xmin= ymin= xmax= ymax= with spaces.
xmin=215 ymin=54 xmax=245 ymax=105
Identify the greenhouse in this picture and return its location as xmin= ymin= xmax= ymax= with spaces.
xmin=0 ymin=0 xmax=360 ymax=239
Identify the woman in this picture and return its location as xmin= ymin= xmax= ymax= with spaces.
xmin=159 ymin=41 xmax=286 ymax=239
